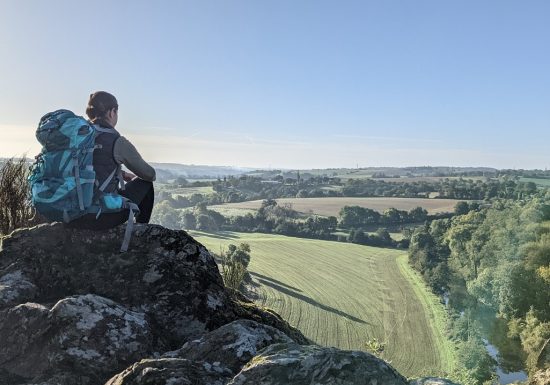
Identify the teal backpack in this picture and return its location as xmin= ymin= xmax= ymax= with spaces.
xmin=29 ymin=109 xmax=139 ymax=251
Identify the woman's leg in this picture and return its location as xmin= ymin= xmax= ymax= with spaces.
xmin=66 ymin=210 xmax=129 ymax=230
xmin=66 ymin=179 xmax=153 ymax=229
xmin=120 ymin=179 xmax=154 ymax=223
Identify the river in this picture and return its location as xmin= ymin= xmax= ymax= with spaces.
xmin=479 ymin=313 xmax=528 ymax=384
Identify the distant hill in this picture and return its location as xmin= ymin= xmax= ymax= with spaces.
xmin=151 ymin=163 xmax=255 ymax=182
xmin=244 ymin=166 xmax=500 ymax=181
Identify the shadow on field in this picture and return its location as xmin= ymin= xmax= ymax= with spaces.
xmin=250 ymin=272 xmax=303 ymax=292
xmin=256 ymin=278 xmax=368 ymax=325
xmin=192 ymin=231 xmax=240 ymax=240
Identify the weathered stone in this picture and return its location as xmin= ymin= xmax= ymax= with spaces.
xmin=228 ymin=342 xmax=409 ymax=385
xmin=164 ymin=319 xmax=294 ymax=374
xmin=104 ymin=358 xmax=233 ymax=385
xmin=228 ymin=289 xmax=310 ymax=345
xmin=0 ymin=223 xmax=307 ymax=384
xmin=0 ymin=223 xmax=306 ymax=347
xmin=0 ymin=269 xmax=37 ymax=307
xmin=49 ymin=294 xmax=153 ymax=372
xmin=0 ymin=302 xmax=50 ymax=378
xmin=0 ymin=223 xmax=226 ymax=346
xmin=0 ymin=294 xmax=153 ymax=384
xmin=23 ymin=373 xmax=98 ymax=385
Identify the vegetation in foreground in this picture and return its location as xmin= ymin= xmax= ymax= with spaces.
xmin=0 ymin=157 xmax=36 ymax=236
xmin=218 ymin=242 xmax=252 ymax=291
xmin=192 ymin=231 xmax=456 ymax=380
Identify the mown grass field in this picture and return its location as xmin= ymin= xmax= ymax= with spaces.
xmin=209 ymin=197 xmax=462 ymax=217
xmin=191 ymin=231 xmax=455 ymax=378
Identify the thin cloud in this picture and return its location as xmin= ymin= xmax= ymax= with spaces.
xmin=332 ymin=134 xmax=443 ymax=144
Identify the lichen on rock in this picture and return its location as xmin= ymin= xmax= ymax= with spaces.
xmin=228 ymin=342 xmax=409 ymax=385
xmin=0 ymin=223 xmax=307 ymax=384
xmin=0 ymin=270 xmax=37 ymax=307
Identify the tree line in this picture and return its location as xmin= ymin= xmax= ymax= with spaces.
xmin=408 ymin=194 xmax=550 ymax=384
xmin=159 ymin=175 xmax=539 ymax=210
xmin=151 ymin=199 xmax=440 ymax=248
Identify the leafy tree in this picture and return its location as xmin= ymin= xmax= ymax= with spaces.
xmin=196 ymin=214 xmax=218 ymax=231
xmin=375 ymin=228 xmax=392 ymax=243
xmin=519 ymin=309 xmax=550 ymax=374
xmin=182 ymin=212 xmax=196 ymax=230
xmin=381 ymin=207 xmax=402 ymax=224
xmin=408 ymin=206 xmax=428 ymax=222
xmin=150 ymin=201 xmax=182 ymax=229
xmin=219 ymin=244 xmax=250 ymax=292
xmin=339 ymin=206 xmax=380 ymax=228
xmin=455 ymin=336 xmax=497 ymax=384
xmin=455 ymin=201 xmax=470 ymax=215
xmin=351 ymin=230 xmax=368 ymax=244
xmin=446 ymin=211 xmax=485 ymax=280
xmin=174 ymin=176 xmax=189 ymax=186
xmin=226 ymin=243 xmax=252 ymax=268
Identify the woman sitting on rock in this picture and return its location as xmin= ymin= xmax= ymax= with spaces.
xmin=68 ymin=91 xmax=156 ymax=230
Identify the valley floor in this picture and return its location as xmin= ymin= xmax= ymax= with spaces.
xmin=191 ymin=231 xmax=456 ymax=379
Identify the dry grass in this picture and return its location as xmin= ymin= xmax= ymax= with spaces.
xmin=209 ymin=197 xmax=462 ymax=217
xmin=0 ymin=158 xmax=35 ymax=235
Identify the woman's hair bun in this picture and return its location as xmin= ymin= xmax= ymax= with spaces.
xmin=86 ymin=91 xmax=118 ymax=120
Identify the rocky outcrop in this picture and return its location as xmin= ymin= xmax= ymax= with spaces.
xmin=0 ymin=223 xmax=306 ymax=384
xmin=163 ymin=319 xmax=295 ymax=373
xmin=105 ymin=319 xmax=293 ymax=385
xmin=104 ymin=358 xmax=234 ymax=385
xmin=0 ymin=295 xmax=152 ymax=384
xmin=228 ymin=342 xmax=409 ymax=385
xmin=0 ymin=223 xmax=459 ymax=385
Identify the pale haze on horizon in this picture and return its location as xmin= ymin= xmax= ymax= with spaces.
xmin=1 ymin=0 xmax=549 ymax=170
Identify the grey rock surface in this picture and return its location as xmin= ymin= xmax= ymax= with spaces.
xmin=0 ymin=223 xmax=306 ymax=384
xmin=104 ymin=358 xmax=233 ymax=385
xmin=164 ymin=319 xmax=294 ymax=373
xmin=228 ymin=342 xmax=409 ymax=385
xmin=0 ymin=294 xmax=152 ymax=384
xmin=0 ymin=270 xmax=37 ymax=307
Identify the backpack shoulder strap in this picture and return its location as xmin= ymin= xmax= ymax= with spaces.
xmin=94 ymin=125 xmax=118 ymax=135
xmin=92 ymin=124 xmax=124 ymax=191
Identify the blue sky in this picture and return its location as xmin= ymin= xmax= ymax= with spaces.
xmin=1 ymin=0 xmax=549 ymax=169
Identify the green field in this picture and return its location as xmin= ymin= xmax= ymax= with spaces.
xmin=373 ymin=176 xmax=486 ymax=183
xmin=166 ymin=186 xmax=214 ymax=197
xmin=302 ymin=168 xmax=485 ymax=182
xmin=209 ymin=197 xmax=462 ymax=217
xmin=520 ymin=177 xmax=550 ymax=188
xmin=191 ymin=231 xmax=455 ymax=378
